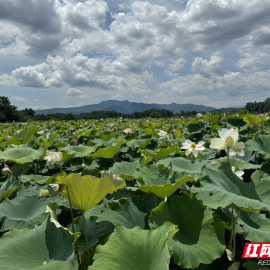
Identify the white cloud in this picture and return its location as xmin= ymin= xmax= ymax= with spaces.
xmin=191 ymin=52 xmax=225 ymax=77
xmin=1 ymin=0 xmax=270 ymax=109
xmin=67 ymin=88 xmax=83 ymax=97
xmin=237 ymin=51 xmax=269 ymax=72
xmin=167 ymin=58 xmax=186 ymax=72
xmin=10 ymin=96 xmax=29 ymax=103
xmin=67 ymin=88 xmax=91 ymax=99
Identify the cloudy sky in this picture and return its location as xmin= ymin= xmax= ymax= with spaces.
xmin=1 ymin=0 xmax=270 ymax=110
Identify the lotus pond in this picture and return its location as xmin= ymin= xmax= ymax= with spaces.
xmin=0 ymin=110 xmax=270 ymax=269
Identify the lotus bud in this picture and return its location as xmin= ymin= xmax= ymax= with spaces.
xmin=73 ymin=138 xmax=78 ymax=145
xmin=65 ymin=133 xmax=69 ymax=137
xmin=65 ymin=143 xmax=70 ymax=146
xmin=182 ymin=122 xmax=185 ymax=126
xmin=2 ymin=164 xmax=12 ymax=176
xmin=131 ymin=145 xmax=136 ymax=151
xmin=47 ymin=184 xmax=64 ymax=197
xmin=171 ymin=129 xmax=176 ymax=134
xmin=221 ymin=117 xmax=226 ymax=122
xmin=6 ymin=135 xmax=11 ymax=140
xmin=253 ymin=121 xmax=257 ymax=127
xmin=167 ymin=161 xmax=172 ymax=167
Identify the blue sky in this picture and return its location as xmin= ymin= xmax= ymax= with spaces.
xmin=0 ymin=0 xmax=270 ymax=110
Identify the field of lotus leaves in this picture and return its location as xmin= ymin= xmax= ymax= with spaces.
xmin=0 ymin=110 xmax=270 ymax=270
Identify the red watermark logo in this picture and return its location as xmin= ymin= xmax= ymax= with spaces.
xmin=242 ymin=243 xmax=270 ymax=258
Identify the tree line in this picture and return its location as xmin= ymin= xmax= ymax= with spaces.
xmin=1 ymin=96 xmax=270 ymax=123
xmin=0 ymin=96 xmax=173 ymax=122
xmin=245 ymin=98 xmax=270 ymax=113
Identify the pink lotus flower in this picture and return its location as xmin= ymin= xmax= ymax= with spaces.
xmin=221 ymin=117 xmax=226 ymax=122
xmin=182 ymin=122 xmax=185 ymax=126
xmin=123 ymin=128 xmax=133 ymax=134
xmin=171 ymin=129 xmax=176 ymax=134
xmin=65 ymin=143 xmax=70 ymax=146
xmin=37 ymin=131 xmax=44 ymax=135
xmin=73 ymin=139 xmax=78 ymax=145
xmin=6 ymin=135 xmax=11 ymax=140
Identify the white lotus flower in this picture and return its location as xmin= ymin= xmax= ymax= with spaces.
xmin=158 ymin=130 xmax=168 ymax=139
xmin=232 ymin=166 xmax=244 ymax=180
xmin=209 ymin=128 xmax=245 ymax=157
xmin=44 ymin=152 xmax=63 ymax=164
xmin=181 ymin=140 xmax=205 ymax=157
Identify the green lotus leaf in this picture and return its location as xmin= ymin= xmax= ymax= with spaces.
xmin=245 ymin=134 xmax=270 ymax=159
xmin=0 ymin=216 xmax=78 ymax=270
xmin=243 ymin=114 xmax=264 ymax=128
xmin=89 ymin=223 xmax=178 ymax=270
xmin=43 ymin=132 xmax=58 ymax=147
xmin=93 ymin=139 xmax=124 ymax=159
xmin=0 ymin=186 xmax=51 ymax=230
xmin=232 ymin=210 xmax=270 ymax=243
xmin=57 ymin=171 xmax=126 ymax=211
xmin=182 ymin=123 xmax=203 ymax=134
xmin=138 ymin=175 xmax=194 ymax=199
xmin=153 ymin=147 xmax=178 ymax=161
xmin=134 ymin=163 xmax=183 ymax=184
xmin=60 ymin=145 xmax=96 ymax=158
xmin=193 ymin=163 xmax=270 ymax=211
xmin=149 ymin=195 xmax=225 ymax=269
xmin=10 ymin=163 xmax=30 ymax=177
xmin=126 ymin=138 xmax=152 ymax=148
xmin=227 ymin=118 xmax=246 ymax=127
xmin=19 ymin=174 xmax=54 ymax=184
xmin=243 ymin=259 xmax=268 ymax=270
xmin=109 ymin=160 xmax=140 ymax=180
xmin=0 ymin=177 xmax=20 ymax=202
xmin=0 ymin=147 xmax=44 ymax=164
xmin=208 ymin=157 xmax=261 ymax=170
xmin=95 ymin=198 xmax=146 ymax=229
xmin=158 ymin=157 xmax=206 ymax=180
xmin=250 ymin=163 xmax=270 ymax=207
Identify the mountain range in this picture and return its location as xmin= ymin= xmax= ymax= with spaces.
xmin=35 ymin=100 xmax=216 ymax=115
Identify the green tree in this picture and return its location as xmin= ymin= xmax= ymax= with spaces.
xmin=0 ymin=96 xmax=20 ymax=122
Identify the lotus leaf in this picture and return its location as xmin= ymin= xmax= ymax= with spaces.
xmin=57 ymin=171 xmax=126 ymax=211
xmin=89 ymin=223 xmax=178 ymax=270
xmin=149 ymin=195 xmax=225 ymax=268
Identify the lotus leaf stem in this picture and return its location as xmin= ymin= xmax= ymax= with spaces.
xmin=82 ymin=211 xmax=91 ymax=266
xmin=65 ymin=184 xmax=81 ymax=267
xmin=229 ymin=204 xmax=241 ymax=261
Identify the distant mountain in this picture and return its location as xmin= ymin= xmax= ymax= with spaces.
xmin=35 ymin=100 xmax=216 ymax=115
